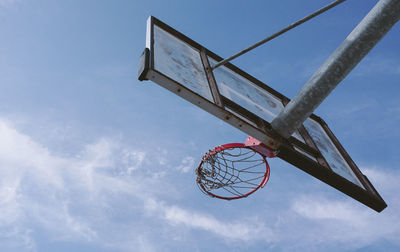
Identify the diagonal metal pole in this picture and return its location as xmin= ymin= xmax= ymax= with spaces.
xmin=271 ymin=0 xmax=400 ymax=139
xmin=211 ymin=0 xmax=346 ymax=70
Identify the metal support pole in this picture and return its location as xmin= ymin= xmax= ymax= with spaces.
xmin=212 ymin=0 xmax=346 ymax=70
xmin=271 ymin=0 xmax=400 ymax=139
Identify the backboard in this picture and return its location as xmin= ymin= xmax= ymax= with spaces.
xmin=138 ymin=16 xmax=386 ymax=212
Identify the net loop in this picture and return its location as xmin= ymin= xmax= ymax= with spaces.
xmin=196 ymin=143 xmax=271 ymax=200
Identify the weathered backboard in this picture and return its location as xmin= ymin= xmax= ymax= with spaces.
xmin=138 ymin=16 xmax=386 ymax=212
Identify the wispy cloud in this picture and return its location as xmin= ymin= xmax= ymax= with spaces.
xmin=0 ymin=119 xmax=152 ymax=250
xmin=121 ymin=149 xmax=146 ymax=175
xmin=176 ymin=156 xmax=195 ymax=173
xmin=0 ymin=117 xmax=399 ymax=251
xmin=145 ymin=198 xmax=274 ymax=242
xmin=0 ymin=118 xmax=219 ymax=251
xmin=288 ymin=167 xmax=400 ymax=250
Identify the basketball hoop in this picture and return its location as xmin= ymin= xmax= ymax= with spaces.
xmin=196 ymin=137 xmax=276 ymax=200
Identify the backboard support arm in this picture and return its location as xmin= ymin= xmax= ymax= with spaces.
xmin=211 ymin=0 xmax=346 ymax=70
xmin=271 ymin=0 xmax=400 ymax=139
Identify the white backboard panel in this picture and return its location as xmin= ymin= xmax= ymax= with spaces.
xmin=153 ymin=26 xmax=213 ymax=102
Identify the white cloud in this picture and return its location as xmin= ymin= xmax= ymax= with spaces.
xmin=145 ymin=198 xmax=274 ymax=243
xmin=176 ymin=156 xmax=195 ymax=173
xmin=288 ymin=167 xmax=400 ymax=250
xmin=1 ymin=117 xmax=399 ymax=251
xmin=157 ymin=148 xmax=169 ymax=166
xmin=0 ymin=119 xmax=153 ymax=250
xmin=293 ymin=196 xmax=368 ymax=224
xmin=121 ymin=149 xmax=146 ymax=174
xmin=0 ymin=118 xmax=227 ymax=251
xmin=0 ymin=178 xmax=20 ymax=225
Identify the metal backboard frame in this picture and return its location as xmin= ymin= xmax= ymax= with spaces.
xmin=138 ymin=16 xmax=386 ymax=212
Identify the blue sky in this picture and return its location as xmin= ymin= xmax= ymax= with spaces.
xmin=0 ymin=0 xmax=399 ymax=251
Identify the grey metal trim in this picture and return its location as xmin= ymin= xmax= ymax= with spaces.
xmin=138 ymin=48 xmax=150 ymax=81
xmin=200 ymin=48 xmax=224 ymax=108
